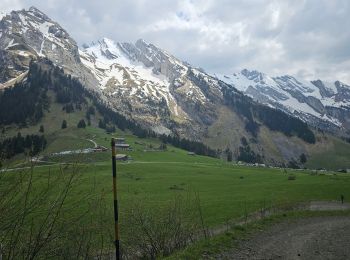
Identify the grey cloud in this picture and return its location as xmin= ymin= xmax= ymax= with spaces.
xmin=1 ymin=0 xmax=350 ymax=83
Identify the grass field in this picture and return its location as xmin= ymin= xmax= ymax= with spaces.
xmin=3 ymin=125 xmax=350 ymax=226
xmin=2 ymin=123 xmax=350 ymax=258
xmin=27 ymin=158 xmax=350 ymax=226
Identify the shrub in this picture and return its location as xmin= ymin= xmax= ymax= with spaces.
xmin=288 ymin=175 xmax=296 ymax=181
xmin=122 ymin=193 xmax=207 ymax=258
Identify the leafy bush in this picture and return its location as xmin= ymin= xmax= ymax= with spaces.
xmin=122 ymin=193 xmax=207 ymax=258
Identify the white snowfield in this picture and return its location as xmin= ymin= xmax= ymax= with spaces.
xmin=80 ymin=38 xmax=170 ymax=90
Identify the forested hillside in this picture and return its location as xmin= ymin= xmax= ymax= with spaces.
xmin=0 ymin=59 xmax=217 ymax=159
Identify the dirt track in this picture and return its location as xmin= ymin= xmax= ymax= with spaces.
xmin=215 ymin=215 xmax=350 ymax=260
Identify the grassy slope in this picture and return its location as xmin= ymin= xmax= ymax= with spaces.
xmin=7 ymin=123 xmax=349 ymax=224
xmin=2 ymin=116 xmax=350 ymax=255
xmin=203 ymin=105 xmax=350 ymax=169
xmin=306 ymin=135 xmax=350 ymax=170
xmin=9 ymin=140 xmax=350 ymax=246
xmin=2 ymin=103 xmax=350 ymax=227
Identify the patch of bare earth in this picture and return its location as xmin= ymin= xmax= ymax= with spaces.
xmin=214 ymin=214 xmax=350 ymax=259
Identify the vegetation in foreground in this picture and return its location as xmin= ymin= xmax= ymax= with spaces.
xmin=1 ymin=124 xmax=350 ymax=258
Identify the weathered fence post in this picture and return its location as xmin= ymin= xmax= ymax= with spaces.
xmin=111 ymin=138 xmax=120 ymax=260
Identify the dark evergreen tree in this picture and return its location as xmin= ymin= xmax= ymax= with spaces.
xmin=86 ymin=106 xmax=95 ymax=116
xmin=98 ymin=119 xmax=106 ymax=129
xmin=39 ymin=125 xmax=44 ymax=133
xmin=63 ymin=104 xmax=74 ymax=113
xmin=61 ymin=120 xmax=67 ymax=129
xmin=0 ymin=62 xmax=49 ymax=125
xmin=227 ymin=149 xmax=233 ymax=162
xmin=0 ymin=133 xmax=47 ymax=159
xmin=300 ymin=153 xmax=307 ymax=164
xmin=241 ymin=137 xmax=248 ymax=146
xmin=77 ymin=119 xmax=86 ymax=128
xmin=288 ymin=160 xmax=300 ymax=169
xmin=159 ymin=143 xmax=167 ymax=150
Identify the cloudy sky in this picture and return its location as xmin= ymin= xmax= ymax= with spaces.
xmin=1 ymin=0 xmax=350 ymax=82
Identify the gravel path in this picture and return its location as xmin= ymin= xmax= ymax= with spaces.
xmin=215 ymin=215 xmax=350 ymax=260
xmin=86 ymin=139 xmax=98 ymax=148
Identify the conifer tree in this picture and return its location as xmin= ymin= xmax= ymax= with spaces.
xmin=61 ymin=120 xmax=67 ymax=129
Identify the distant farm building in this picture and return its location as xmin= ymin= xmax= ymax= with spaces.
xmin=114 ymin=137 xmax=130 ymax=150
xmin=115 ymin=143 xmax=130 ymax=150
xmin=187 ymin=152 xmax=196 ymax=156
xmin=115 ymin=138 xmax=126 ymax=144
xmin=92 ymin=145 xmax=108 ymax=152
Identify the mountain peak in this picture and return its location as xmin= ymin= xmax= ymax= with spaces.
xmin=28 ymin=6 xmax=41 ymax=12
xmin=0 ymin=5 xmax=85 ymax=85
xmin=100 ymin=37 xmax=115 ymax=44
xmin=135 ymin=38 xmax=149 ymax=46
xmin=241 ymin=69 xmax=265 ymax=81
xmin=0 ymin=11 xmax=8 ymax=20
xmin=97 ymin=37 xmax=117 ymax=49
xmin=27 ymin=6 xmax=50 ymax=21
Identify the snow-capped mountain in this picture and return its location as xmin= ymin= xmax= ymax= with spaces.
xmin=0 ymin=6 xmax=98 ymax=90
xmin=79 ymin=37 xmax=223 ymax=136
xmin=219 ymin=69 xmax=350 ymax=134
xmin=1 ymin=7 xmax=350 ymax=165
xmin=0 ymin=7 xmax=223 ymax=138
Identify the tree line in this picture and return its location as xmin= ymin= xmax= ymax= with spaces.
xmin=0 ymin=59 xmax=218 ymax=158
xmin=221 ymin=84 xmax=316 ymax=144
xmin=159 ymin=134 xmax=217 ymax=157
xmin=0 ymin=61 xmax=50 ymax=126
xmin=0 ymin=133 xmax=47 ymax=158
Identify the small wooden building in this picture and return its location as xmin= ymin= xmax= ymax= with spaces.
xmin=115 ymin=143 xmax=130 ymax=150
xmin=92 ymin=145 xmax=108 ymax=152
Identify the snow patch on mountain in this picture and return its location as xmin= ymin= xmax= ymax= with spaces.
xmin=81 ymin=38 xmax=170 ymax=90
xmin=0 ymin=11 xmax=7 ymax=21
xmin=79 ymin=38 xmax=192 ymax=124
xmin=219 ymin=69 xmax=350 ymax=129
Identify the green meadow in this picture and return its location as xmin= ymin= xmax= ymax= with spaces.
xmin=1 ymin=126 xmax=350 ymax=258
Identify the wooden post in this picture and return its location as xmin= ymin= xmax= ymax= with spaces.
xmin=111 ymin=138 xmax=120 ymax=260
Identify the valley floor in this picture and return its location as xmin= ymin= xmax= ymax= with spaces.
xmin=2 ymin=125 xmax=350 ymax=258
